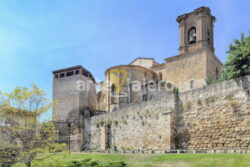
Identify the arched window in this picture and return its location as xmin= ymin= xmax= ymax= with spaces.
xmin=158 ymin=72 xmax=163 ymax=81
xmin=190 ymin=80 xmax=194 ymax=89
xmin=128 ymin=84 xmax=133 ymax=103
xmin=188 ymin=27 xmax=196 ymax=44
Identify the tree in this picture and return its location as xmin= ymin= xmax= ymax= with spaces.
xmin=0 ymin=85 xmax=66 ymax=167
xmin=223 ymin=32 xmax=250 ymax=80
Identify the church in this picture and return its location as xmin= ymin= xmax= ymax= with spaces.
xmin=50 ymin=7 xmax=250 ymax=152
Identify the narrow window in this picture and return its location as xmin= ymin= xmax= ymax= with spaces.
xmin=216 ymin=67 xmax=219 ymax=80
xmin=111 ymin=84 xmax=116 ymax=104
xmin=190 ymin=80 xmax=194 ymax=89
xmin=75 ymin=70 xmax=79 ymax=75
xmin=207 ymin=31 xmax=211 ymax=45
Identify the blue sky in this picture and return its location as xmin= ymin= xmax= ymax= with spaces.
xmin=0 ymin=0 xmax=250 ymax=120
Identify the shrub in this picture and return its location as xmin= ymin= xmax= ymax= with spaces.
xmin=100 ymin=120 xmax=105 ymax=126
xmin=0 ymin=145 xmax=20 ymax=167
xmin=205 ymin=96 xmax=217 ymax=106
xmin=114 ymin=120 xmax=119 ymax=126
xmin=122 ymin=120 xmax=127 ymax=125
xmin=184 ymin=101 xmax=192 ymax=110
xmin=205 ymin=77 xmax=222 ymax=86
xmin=173 ymin=87 xmax=179 ymax=95
xmin=67 ymin=159 xmax=127 ymax=167
xmin=105 ymin=162 xmax=127 ymax=167
xmin=96 ymin=123 xmax=100 ymax=128
xmin=141 ymin=121 xmax=146 ymax=126
xmin=67 ymin=160 xmax=82 ymax=167
xmin=187 ymin=122 xmax=196 ymax=127
xmin=197 ymin=99 xmax=202 ymax=106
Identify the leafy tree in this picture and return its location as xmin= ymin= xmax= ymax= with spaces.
xmin=223 ymin=32 xmax=250 ymax=80
xmin=0 ymin=85 xmax=66 ymax=167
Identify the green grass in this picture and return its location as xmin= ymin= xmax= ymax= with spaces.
xmin=13 ymin=153 xmax=250 ymax=167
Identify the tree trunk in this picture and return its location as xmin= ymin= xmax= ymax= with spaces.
xmin=25 ymin=161 xmax=31 ymax=167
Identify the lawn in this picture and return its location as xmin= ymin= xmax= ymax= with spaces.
xmin=13 ymin=153 xmax=250 ymax=167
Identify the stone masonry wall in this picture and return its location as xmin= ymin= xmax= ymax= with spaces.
xmin=177 ymin=75 xmax=250 ymax=150
xmin=89 ymin=94 xmax=177 ymax=151
xmin=89 ymin=75 xmax=250 ymax=152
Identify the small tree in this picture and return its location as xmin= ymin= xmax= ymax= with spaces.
xmin=0 ymin=85 xmax=65 ymax=167
xmin=223 ymin=32 xmax=250 ymax=80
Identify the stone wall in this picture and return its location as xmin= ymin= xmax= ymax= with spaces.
xmin=89 ymin=94 xmax=177 ymax=151
xmin=206 ymin=50 xmax=222 ymax=80
xmin=89 ymin=75 xmax=250 ymax=152
xmin=165 ymin=49 xmax=207 ymax=92
xmin=177 ymin=75 xmax=250 ymax=149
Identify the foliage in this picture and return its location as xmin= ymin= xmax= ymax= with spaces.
xmin=67 ymin=158 xmax=126 ymax=167
xmin=114 ymin=120 xmax=119 ymax=126
xmin=141 ymin=121 xmax=146 ymax=126
xmin=205 ymin=96 xmax=217 ymax=106
xmin=184 ymin=101 xmax=192 ymax=110
xmin=205 ymin=77 xmax=222 ymax=86
xmin=173 ymin=87 xmax=179 ymax=95
xmin=223 ymin=32 xmax=250 ymax=80
xmin=122 ymin=120 xmax=127 ymax=125
xmin=0 ymin=145 xmax=20 ymax=167
xmin=197 ymin=99 xmax=202 ymax=106
xmin=0 ymin=85 xmax=65 ymax=167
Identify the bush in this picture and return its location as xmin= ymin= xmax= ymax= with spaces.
xmin=184 ymin=101 xmax=192 ymax=110
xmin=0 ymin=145 xmax=20 ymax=167
xmin=67 ymin=159 xmax=127 ymax=167
xmin=68 ymin=160 xmax=82 ymax=167
xmin=105 ymin=162 xmax=126 ymax=167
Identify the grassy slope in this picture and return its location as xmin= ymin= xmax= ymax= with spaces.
xmin=13 ymin=153 xmax=250 ymax=167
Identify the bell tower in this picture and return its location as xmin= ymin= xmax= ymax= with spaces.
xmin=176 ymin=6 xmax=216 ymax=55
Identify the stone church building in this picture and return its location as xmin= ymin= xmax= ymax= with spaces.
xmin=52 ymin=7 xmax=250 ymax=152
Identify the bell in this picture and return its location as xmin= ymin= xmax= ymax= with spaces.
xmin=189 ymin=35 xmax=196 ymax=44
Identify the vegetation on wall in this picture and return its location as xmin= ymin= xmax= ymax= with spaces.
xmin=205 ymin=96 xmax=217 ymax=106
xmin=197 ymin=99 xmax=202 ymax=106
xmin=184 ymin=101 xmax=192 ymax=110
xmin=205 ymin=77 xmax=222 ymax=86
